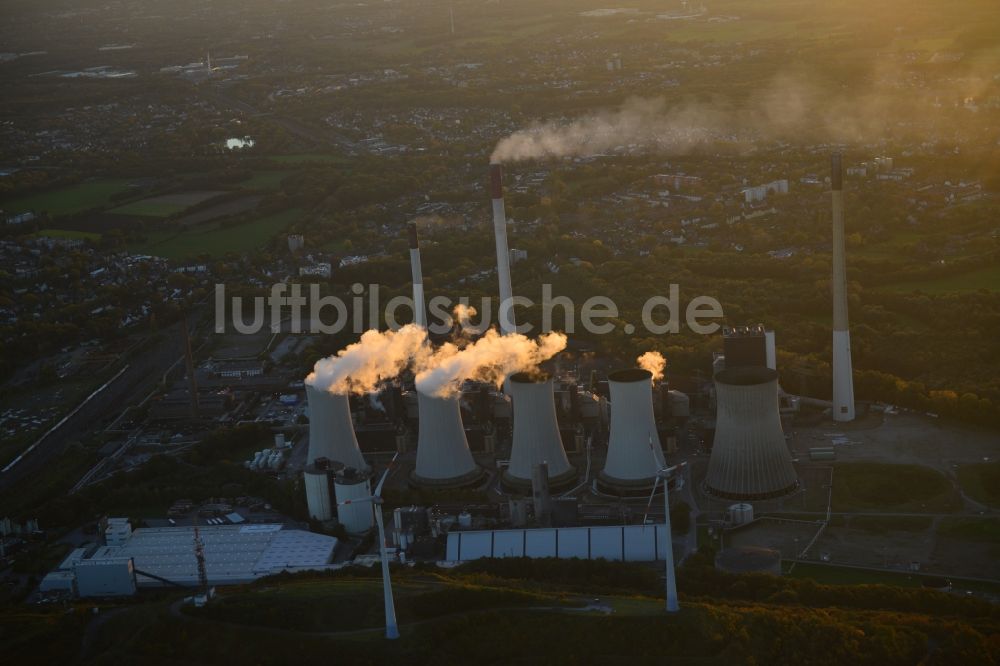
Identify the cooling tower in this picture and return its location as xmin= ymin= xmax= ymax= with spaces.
xmin=830 ymin=153 xmax=856 ymax=421
xmin=599 ymin=368 xmax=662 ymax=492
xmin=305 ymin=384 xmax=368 ymax=471
xmin=503 ymin=373 xmax=576 ymax=491
xmin=490 ymin=163 xmax=516 ymax=335
xmin=411 ymin=391 xmax=484 ymax=487
xmin=705 ymin=367 xmax=798 ymax=500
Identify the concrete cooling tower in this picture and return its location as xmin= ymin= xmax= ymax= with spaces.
xmin=411 ymin=391 xmax=484 ymax=487
xmin=503 ymin=373 xmax=576 ymax=491
xmin=305 ymin=384 xmax=368 ymax=471
xmin=706 ymin=367 xmax=798 ymax=500
xmin=599 ymin=369 xmax=662 ymax=492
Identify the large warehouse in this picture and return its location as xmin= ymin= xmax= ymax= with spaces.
xmin=40 ymin=519 xmax=340 ymax=597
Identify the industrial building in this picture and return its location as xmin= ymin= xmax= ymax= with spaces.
xmin=446 ymin=524 xmax=675 ymax=562
xmin=40 ymin=519 xmax=339 ymax=597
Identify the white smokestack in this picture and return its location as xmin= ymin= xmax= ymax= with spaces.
xmin=407 ymin=222 xmax=426 ymax=328
xmin=490 ymin=163 xmax=516 ymax=335
xmin=830 ymin=153 xmax=856 ymax=421
xmin=706 ymin=367 xmax=797 ymax=499
xmin=305 ymin=384 xmax=368 ymax=471
xmin=600 ymin=369 xmax=662 ymax=491
xmin=504 ymin=373 xmax=575 ymax=490
xmin=412 ymin=391 xmax=482 ymax=487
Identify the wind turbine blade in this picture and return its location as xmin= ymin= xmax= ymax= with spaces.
xmin=374 ymin=452 xmax=400 ymax=497
xmin=641 ymin=475 xmax=660 ymax=526
xmin=337 ymin=496 xmax=376 ymax=507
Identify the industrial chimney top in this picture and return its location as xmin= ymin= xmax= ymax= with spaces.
xmin=489 ymin=163 xmax=504 ymax=199
xmin=715 ymin=366 xmax=778 ymax=386
xmin=510 ymin=371 xmax=551 ymax=384
xmin=608 ymin=368 xmax=652 ymax=383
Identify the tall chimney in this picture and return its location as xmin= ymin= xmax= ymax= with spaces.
xmin=831 ymin=153 xmax=856 ymax=422
xmin=407 ymin=222 xmax=426 ymax=328
xmin=305 ymin=384 xmax=368 ymax=471
xmin=490 ymin=163 xmax=516 ymax=335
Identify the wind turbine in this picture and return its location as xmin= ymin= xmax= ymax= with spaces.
xmin=337 ymin=452 xmax=401 ymax=639
xmin=641 ymin=436 xmax=679 ymax=613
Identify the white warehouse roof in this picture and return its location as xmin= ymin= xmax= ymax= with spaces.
xmin=100 ymin=523 xmax=338 ymax=587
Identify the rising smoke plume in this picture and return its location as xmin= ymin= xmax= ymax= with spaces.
xmin=307 ymin=324 xmax=430 ymax=395
xmin=637 ymin=351 xmax=666 ymax=382
xmin=490 ymin=63 xmax=992 ymax=163
xmin=415 ymin=330 xmax=567 ymax=398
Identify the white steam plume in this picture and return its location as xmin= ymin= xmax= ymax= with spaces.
xmin=491 ymin=62 xmax=993 ymax=163
xmin=306 ymin=324 xmax=430 ymax=395
xmin=491 ymin=97 xmax=729 ymax=163
xmin=415 ymin=330 xmax=567 ymax=398
xmin=637 ymin=351 xmax=666 ymax=382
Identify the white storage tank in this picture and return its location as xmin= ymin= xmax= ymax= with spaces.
xmin=729 ymin=503 xmax=754 ymax=526
xmin=335 ymin=467 xmax=375 ymax=533
xmin=458 ymin=511 xmax=473 ymax=528
xmin=304 ymin=467 xmax=334 ymax=521
xmin=274 ymin=433 xmax=286 ymax=448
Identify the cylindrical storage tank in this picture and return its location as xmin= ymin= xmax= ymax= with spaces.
xmin=274 ymin=433 xmax=286 ymax=448
xmin=304 ymin=467 xmax=334 ymax=521
xmin=729 ymin=502 xmax=754 ymax=526
xmin=306 ymin=384 xmax=368 ymax=471
xmin=706 ymin=367 xmax=798 ymax=500
xmin=503 ymin=373 xmax=576 ymax=491
xmin=599 ymin=369 xmax=661 ymax=492
xmin=334 ymin=468 xmax=375 ymax=533
xmin=411 ymin=392 xmax=483 ymax=487
xmin=457 ymin=511 xmax=473 ymax=528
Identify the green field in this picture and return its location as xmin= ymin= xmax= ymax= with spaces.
xmin=108 ymin=199 xmax=190 ymax=217
xmin=880 ymin=264 xmax=1000 ymax=294
xmin=136 ymin=208 xmax=302 ymax=259
xmin=239 ymin=171 xmax=291 ymax=190
xmin=938 ymin=517 xmax=1000 ymax=544
xmin=33 ymin=228 xmax=101 ymax=241
xmin=957 ymin=462 xmax=1000 ymax=506
xmin=785 ymin=562 xmax=1000 ymax=594
xmin=831 ymin=462 xmax=957 ymax=512
xmin=848 ymin=515 xmax=933 ymax=533
xmin=270 ymin=153 xmax=351 ymax=165
xmin=2 ymin=179 xmax=134 ymax=216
